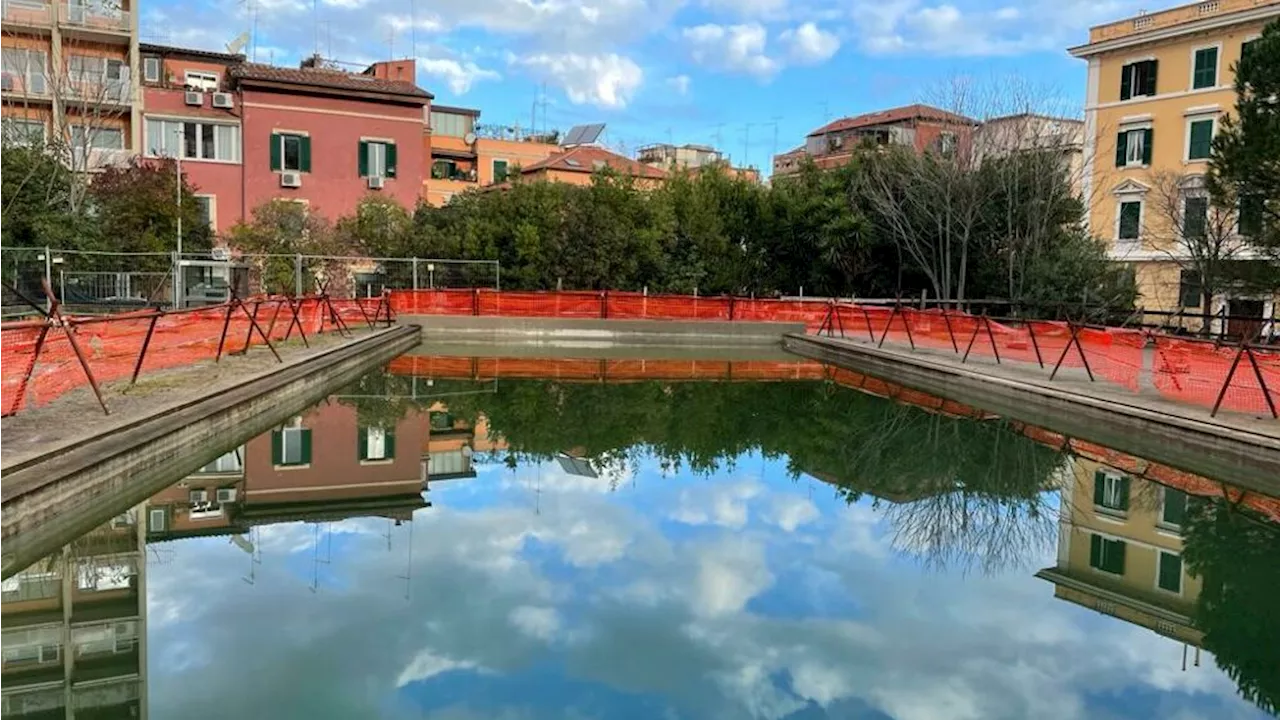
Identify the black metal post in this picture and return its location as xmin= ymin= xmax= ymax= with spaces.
xmin=940 ymin=309 xmax=959 ymax=353
xmin=130 ymin=312 xmax=162 ymax=384
xmin=982 ymin=313 xmax=1000 ymax=364
xmin=1245 ymin=346 xmax=1278 ymax=419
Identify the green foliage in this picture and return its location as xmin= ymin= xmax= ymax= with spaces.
xmin=1183 ymin=498 xmax=1280 ymax=716
xmin=88 ymin=158 xmax=212 ymax=268
xmin=228 ymin=199 xmax=353 ymax=294
xmin=1 ymin=146 xmax=93 ymax=250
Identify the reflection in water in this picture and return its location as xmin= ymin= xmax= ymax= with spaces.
xmin=2 ymin=358 xmax=1277 ymax=718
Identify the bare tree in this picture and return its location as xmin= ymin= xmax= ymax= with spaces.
xmin=1146 ymin=170 xmax=1247 ymax=335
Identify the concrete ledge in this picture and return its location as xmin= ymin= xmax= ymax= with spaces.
xmin=401 ymin=315 xmax=802 ymax=346
xmin=403 ymin=340 xmax=801 ymax=362
xmin=1 ymin=326 xmax=420 ymax=576
xmin=785 ymin=333 xmax=1280 ymax=494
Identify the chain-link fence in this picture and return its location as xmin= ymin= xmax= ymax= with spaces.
xmin=3 ymin=248 xmax=174 ymax=318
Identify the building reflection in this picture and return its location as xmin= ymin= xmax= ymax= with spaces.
xmin=1 ymin=506 xmax=146 ymax=719
xmin=1037 ymin=458 xmax=1202 ymax=649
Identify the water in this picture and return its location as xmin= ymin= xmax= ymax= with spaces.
xmin=3 ymin=354 xmax=1277 ymax=719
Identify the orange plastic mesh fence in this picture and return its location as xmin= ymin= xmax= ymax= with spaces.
xmin=0 ymin=295 xmax=383 ymax=416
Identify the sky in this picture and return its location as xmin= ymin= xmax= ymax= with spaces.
xmin=140 ymin=0 xmax=1157 ymax=168
xmin=143 ymin=451 xmax=1269 ymax=720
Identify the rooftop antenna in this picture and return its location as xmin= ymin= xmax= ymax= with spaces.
xmin=410 ymin=0 xmax=417 ymax=59
xmin=238 ymin=0 xmax=259 ymax=62
xmin=769 ymin=115 xmax=781 ymax=159
xmin=665 ymin=127 xmax=673 ymax=146
xmin=820 ymin=100 xmax=830 ymax=122
xmin=713 ymin=122 xmax=724 ymax=150
xmin=387 ymin=27 xmax=395 ymax=60
xmin=741 ymin=123 xmax=755 ymax=168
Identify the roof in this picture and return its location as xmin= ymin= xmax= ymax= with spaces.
xmin=230 ymin=63 xmax=431 ymax=101
xmin=983 ymin=112 xmax=1084 ymax=126
xmin=432 ymin=105 xmax=481 ymax=117
xmin=139 ymin=43 xmax=245 ymax=63
xmin=521 ymin=145 xmax=668 ymax=179
xmin=807 ymin=104 xmax=978 ymax=137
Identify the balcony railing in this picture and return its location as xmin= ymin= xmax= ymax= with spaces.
xmin=0 ymin=71 xmax=52 ymax=99
xmin=1 ymin=0 xmax=54 ymax=26
xmin=65 ymin=78 xmax=131 ymax=104
xmin=57 ymin=2 xmax=129 ymax=33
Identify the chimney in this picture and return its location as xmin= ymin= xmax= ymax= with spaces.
xmin=366 ymin=59 xmax=416 ymax=81
xmin=300 ymin=53 xmax=323 ymax=70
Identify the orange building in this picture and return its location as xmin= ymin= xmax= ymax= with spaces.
xmin=518 ymin=144 xmax=668 ymax=187
xmin=423 ymin=104 xmax=559 ymax=205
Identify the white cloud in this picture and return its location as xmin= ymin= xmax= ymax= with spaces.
xmin=666 ymin=74 xmax=691 ymax=96
xmin=670 ymin=479 xmax=762 ymax=529
xmin=509 ymin=605 xmax=562 ymax=641
xmin=761 ymin=494 xmax=819 ymax=532
xmin=509 ymin=52 xmax=643 ymax=108
xmin=395 ymin=649 xmax=485 ymax=687
xmin=682 ymin=23 xmax=779 ymax=79
xmin=779 ymin=22 xmax=840 ymax=64
xmin=699 ymin=0 xmax=786 ymax=20
xmin=692 ymin=539 xmax=774 ymax=616
xmin=417 ymin=56 xmax=501 ymax=95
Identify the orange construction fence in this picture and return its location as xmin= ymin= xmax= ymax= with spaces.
xmin=1 ymin=294 xmax=390 ymax=416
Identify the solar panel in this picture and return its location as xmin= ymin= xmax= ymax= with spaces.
xmin=556 ymin=454 xmax=598 ymax=478
xmin=563 ymin=123 xmax=606 ymax=146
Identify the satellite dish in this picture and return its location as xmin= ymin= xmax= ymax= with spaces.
xmin=463 ymin=132 xmax=476 ymax=144
xmin=226 ymin=31 xmax=250 ymax=56
xmin=230 ymin=534 xmax=255 ymax=554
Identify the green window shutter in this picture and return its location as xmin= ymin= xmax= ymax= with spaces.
xmin=385 ymin=430 xmax=396 ymax=459
xmin=358 ymin=141 xmax=369 ymax=177
xmin=386 ymin=143 xmax=397 ymax=177
xmin=1093 ymin=471 xmax=1107 ymax=505
xmin=1163 ymin=489 xmax=1187 ymax=526
xmin=1090 ymin=534 xmax=1103 ymax=569
xmin=1158 ymin=553 xmax=1182 ymax=592
xmin=1184 ymin=196 xmax=1208 ymax=237
xmin=300 ymin=428 xmax=312 ymax=464
xmin=1115 ymin=132 xmax=1127 ymax=167
xmin=1109 ymin=540 xmax=1126 ymax=574
xmin=1141 ymin=128 xmax=1153 ymax=165
xmin=1117 ymin=476 xmax=1130 ymax=510
xmin=1239 ymin=195 xmax=1263 ymax=236
xmin=1120 ymin=202 xmax=1141 ymax=240
xmin=300 ymin=136 xmax=312 ymax=173
xmin=271 ymin=430 xmax=283 ymax=465
xmin=269 ymin=133 xmax=281 ymax=171
xmin=1143 ymin=60 xmax=1157 ymax=96
xmin=1120 ymin=65 xmax=1132 ymax=101
xmin=1193 ymin=47 xmax=1217 ymax=89
xmin=1189 ymin=120 xmax=1212 ymax=160
xmin=358 ymin=425 xmax=369 ymax=460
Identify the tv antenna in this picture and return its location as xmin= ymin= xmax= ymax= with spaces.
xmin=237 ymin=0 xmax=259 ymax=61
xmin=226 ymin=31 xmax=249 ymax=56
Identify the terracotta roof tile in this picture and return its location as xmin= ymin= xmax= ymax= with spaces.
xmin=807 ymin=103 xmax=977 ymax=137
xmin=230 ymin=63 xmax=431 ymax=100
xmin=521 ymin=145 xmax=667 ymax=179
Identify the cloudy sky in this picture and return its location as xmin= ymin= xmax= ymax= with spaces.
xmin=143 ymin=451 xmax=1266 ymax=719
xmin=140 ymin=0 xmax=1154 ymax=167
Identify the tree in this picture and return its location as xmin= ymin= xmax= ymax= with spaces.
xmin=87 ymin=158 xmax=213 ymax=270
xmin=1 ymin=145 xmax=96 ymax=250
xmin=228 ymin=200 xmax=351 ymax=295
xmin=1208 ymin=18 xmax=1280 ymax=266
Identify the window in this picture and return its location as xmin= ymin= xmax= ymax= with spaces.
xmin=272 ymin=417 xmax=311 ymax=466
xmin=1093 ymin=469 xmax=1130 ymax=512
xmin=1183 ymin=196 xmax=1208 ymax=238
xmin=1187 ymin=118 xmax=1213 ymax=160
xmin=71 ymin=126 xmax=124 ymax=149
xmin=184 ymin=70 xmax=218 ymax=91
xmin=359 ymin=140 xmax=396 ymax=178
xmin=493 ymin=158 xmax=509 ymax=182
xmin=199 ymin=447 xmax=240 ymax=473
xmin=1179 ymin=270 xmax=1203 ymax=308
xmin=148 ymin=508 xmax=167 ymax=532
xmin=936 ymin=132 xmax=957 ymax=156
xmin=1089 ymin=534 xmax=1126 ymax=575
xmin=73 ymin=621 xmax=138 ymax=657
xmin=1118 ymin=201 xmax=1142 ymax=241
xmin=1119 ymin=60 xmax=1158 ymax=100
xmin=359 ymin=425 xmax=396 ymax=461
xmin=194 ymin=195 xmax=215 ymax=230
xmin=1242 ymin=38 xmax=1259 ymax=62
xmin=429 ymin=110 xmax=474 ymax=138
xmin=1157 ymin=551 xmax=1183 ymax=593
xmin=143 ymin=56 xmax=160 ymax=83
xmin=2 ymin=48 xmax=48 ymax=94
xmin=1116 ymin=128 xmax=1151 ymax=167
xmin=1161 ymin=487 xmax=1188 ymax=528
xmin=1 ymin=627 xmax=62 ymax=667
xmin=271 ymin=132 xmax=310 ymax=172
xmin=2 ymin=118 xmax=45 ymax=146
xmin=145 ymin=118 xmax=240 ymax=161
xmin=76 ymin=557 xmax=137 ymax=591
xmin=1192 ymin=47 xmax=1218 ymax=89
xmin=1239 ymin=194 xmax=1264 ymax=237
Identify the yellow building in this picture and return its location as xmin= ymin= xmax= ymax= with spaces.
xmin=1070 ymin=0 xmax=1278 ymax=330
xmin=1037 ymin=459 xmax=1203 ymax=648
xmin=423 ymin=105 xmax=560 ymax=206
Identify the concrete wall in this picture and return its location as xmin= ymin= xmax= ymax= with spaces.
xmin=401 ymin=315 xmax=803 ymax=347
xmin=1 ymin=326 xmax=420 ymax=578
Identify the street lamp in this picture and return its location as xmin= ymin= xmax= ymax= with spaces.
xmin=172 ymin=127 xmax=183 ymax=306
xmin=427 ymin=263 xmax=435 ymax=290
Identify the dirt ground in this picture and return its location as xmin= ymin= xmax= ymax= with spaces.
xmin=1 ymin=328 xmax=382 ymax=465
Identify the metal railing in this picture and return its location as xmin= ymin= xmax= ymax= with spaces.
xmin=1 ymin=0 xmax=54 ymax=25
xmin=56 ymin=2 xmax=129 ymax=32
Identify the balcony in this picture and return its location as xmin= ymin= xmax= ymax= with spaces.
xmin=71 ymin=147 xmax=133 ymax=171
xmin=1087 ymin=0 xmax=1267 ymax=44
xmin=63 ymin=78 xmax=130 ymax=106
xmin=1 ymin=0 xmax=53 ymax=28
xmin=57 ymin=2 xmax=129 ymax=38
xmin=0 ymin=72 xmax=53 ymax=102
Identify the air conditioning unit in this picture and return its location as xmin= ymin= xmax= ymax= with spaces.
xmin=367 ymin=175 xmax=384 ymax=189
xmin=188 ymin=489 xmax=208 ymax=504
xmin=184 ymin=91 xmax=203 ymax=106
xmin=212 ymin=92 xmax=233 ymax=109
xmin=280 ymin=171 xmax=302 ymax=188
xmin=216 ymin=487 xmax=237 ymax=503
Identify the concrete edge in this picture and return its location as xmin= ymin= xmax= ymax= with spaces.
xmin=784 ymin=333 xmax=1280 ymax=449
xmin=1 ymin=326 xmax=420 ymax=501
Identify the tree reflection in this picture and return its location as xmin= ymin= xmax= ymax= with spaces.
xmin=1183 ymin=496 xmax=1280 ymax=716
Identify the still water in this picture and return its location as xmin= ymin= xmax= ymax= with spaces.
xmin=3 ymin=355 xmax=1277 ymax=719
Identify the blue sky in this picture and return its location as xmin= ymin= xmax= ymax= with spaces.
xmin=141 ymin=0 xmax=1157 ymax=168
xmin=143 ymin=450 xmax=1269 ymax=719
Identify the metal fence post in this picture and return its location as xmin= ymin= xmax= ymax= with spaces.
xmin=43 ymin=246 xmax=52 ymax=311
xmin=294 ymin=254 xmax=303 ymax=297
xmin=411 ymin=257 xmax=419 ymax=291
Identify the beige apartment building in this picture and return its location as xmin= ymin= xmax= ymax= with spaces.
xmin=1070 ymin=0 xmax=1279 ymax=328
xmin=1037 ymin=459 xmax=1202 ymax=648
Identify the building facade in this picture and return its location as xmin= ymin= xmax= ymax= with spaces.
xmin=423 ymin=105 xmax=560 ymax=206
xmin=1070 ymin=0 xmax=1279 ymax=323
xmin=973 ymin=113 xmax=1086 ymax=194
xmin=518 ymin=144 xmax=668 ymax=187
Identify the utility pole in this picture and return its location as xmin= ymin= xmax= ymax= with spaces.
xmin=173 ymin=127 xmax=183 ymax=307
xmin=741 ymin=123 xmax=755 ymax=168
xmin=769 ymin=115 xmax=781 ymax=160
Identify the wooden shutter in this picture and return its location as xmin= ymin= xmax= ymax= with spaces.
xmin=1190 ymin=121 xmax=1212 ymax=159
xmin=1117 ymin=476 xmax=1130 ymax=510
xmin=385 ymin=143 xmax=397 ymax=177
xmin=1194 ymin=47 xmax=1217 ymax=89
xmin=300 ymin=428 xmax=313 ymax=464
xmin=269 ymin=133 xmax=281 ymax=171
xmin=358 ymin=141 xmax=369 ymax=177
xmin=385 ymin=430 xmax=396 ymax=459
xmin=358 ymin=426 xmax=369 ymax=460
xmin=1090 ymin=534 xmax=1103 ymax=568
xmin=1093 ymin=471 xmax=1107 ymax=505
xmin=271 ymin=430 xmax=283 ymax=465
xmin=1163 ymin=489 xmax=1187 ymax=526
xmin=1158 ymin=553 xmax=1182 ymax=591
xmin=1110 ymin=540 xmax=1126 ymax=574
xmin=1141 ymin=128 xmax=1153 ymax=165
xmin=1143 ymin=60 xmax=1157 ymax=96
xmin=300 ymin=136 xmax=312 ymax=172
xmin=1115 ymin=132 xmax=1127 ymax=167
xmin=1119 ymin=64 xmax=1132 ymax=101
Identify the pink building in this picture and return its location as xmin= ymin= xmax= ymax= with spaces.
xmin=139 ymin=47 xmax=431 ymax=234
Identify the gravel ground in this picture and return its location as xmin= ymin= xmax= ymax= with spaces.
xmin=1 ymin=328 xmax=381 ymax=465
